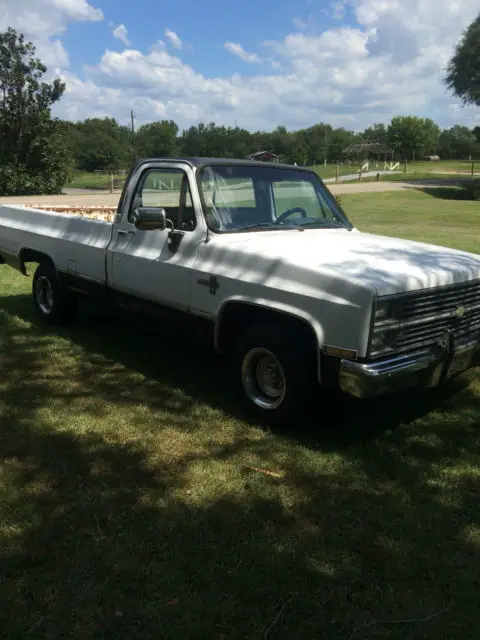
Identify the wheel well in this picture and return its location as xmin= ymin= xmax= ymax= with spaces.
xmin=217 ymin=302 xmax=319 ymax=357
xmin=19 ymin=248 xmax=55 ymax=276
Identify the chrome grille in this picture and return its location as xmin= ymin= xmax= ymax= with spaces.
xmin=401 ymin=279 xmax=480 ymax=322
xmin=396 ymin=307 xmax=480 ymax=351
xmin=371 ymin=279 xmax=480 ymax=358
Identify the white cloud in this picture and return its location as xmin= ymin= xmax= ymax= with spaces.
xmin=2 ymin=0 xmax=480 ymax=132
xmin=164 ymin=28 xmax=182 ymax=50
xmin=0 ymin=0 xmax=103 ymax=69
xmin=112 ymin=24 xmax=131 ymax=47
xmin=224 ymin=42 xmax=261 ymax=63
xmin=48 ymin=0 xmax=103 ymax=22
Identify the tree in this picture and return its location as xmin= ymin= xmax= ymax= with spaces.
xmin=387 ymin=116 xmax=440 ymax=160
xmin=293 ymin=124 xmax=332 ymax=165
xmin=179 ymin=122 xmax=218 ymax=156
xmin=445 ymin=13 xmax=480 ymax=107
xmin=328 ymin=128 xmax=357 ymax=163
xmin=136 ymin=120 xmax=179 ymax=159
xmin=0 ymin=27 xmax=73 ymax=195
xmin=269 ymin=125 xmax=294 ymax=160
xmin=68 ymin=118 xmax=131 ymax=172
xmin=363 ymin=123 xmax=388 ymax=146
xmin=438 ymin=126 xmax=479 ymax=159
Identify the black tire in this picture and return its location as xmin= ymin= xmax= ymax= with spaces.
xmin=232 ymin=325 xmax=316 ymax=426
xmin=32 ymin=262 xmax=77 ymax=326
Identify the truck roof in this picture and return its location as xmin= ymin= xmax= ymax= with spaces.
xmin=134 ymin=157 xmax=313 ymax=172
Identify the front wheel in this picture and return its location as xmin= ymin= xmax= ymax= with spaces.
xmin=32 ymin=263 xmax=77 ymax=325
xmin=233 ymin=326 xmax=316 ymax=425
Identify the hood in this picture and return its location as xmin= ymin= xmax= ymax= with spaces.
xmin=216 ymin=228 xmax=480 ymax=296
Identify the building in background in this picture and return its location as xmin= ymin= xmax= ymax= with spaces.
xmin=245 ymin=151 xmax=280 ymax=163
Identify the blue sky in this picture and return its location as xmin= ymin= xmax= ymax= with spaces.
xmin=65 ymin=0 xmax=345 ymax=77
xmin=0 ymin=0 xmax=479 ymax=131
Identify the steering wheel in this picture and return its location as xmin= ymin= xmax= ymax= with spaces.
xmin=277 ymin=206 xmax=307 ymax=223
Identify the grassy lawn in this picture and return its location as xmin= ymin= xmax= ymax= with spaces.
xmin=312 ymin=161 xmax=479 ymax=182
xmin=311 ymin=164 xmax=364 ymax=179
xmin=350 ymin=173 xmax=479 ymax=185
xmin=65 ymin=171 xmax=127 ymax=190
xmin=341 ymin=187 xmax=480 ymax=254
xmin=400 ymin=160 xmax=478 ymax=174
xmin=1 ymin=189 xmax=480 ymax=638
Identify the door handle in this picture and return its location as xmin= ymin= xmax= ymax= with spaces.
xmin=117 ymin=230 xmax=135 ymax=237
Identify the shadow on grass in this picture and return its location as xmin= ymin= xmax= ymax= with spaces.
xmin=1 ymin=291 xmax=480 ymax=639
xmin=412 ymin=184 xmax=476 ymax=201
xmin=0 ymin=292 xmax=473 ymax=448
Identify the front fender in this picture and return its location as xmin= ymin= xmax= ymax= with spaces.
xmin=214 ymin=295 xmax=325 ymax=381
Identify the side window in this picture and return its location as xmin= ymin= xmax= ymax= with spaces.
xmin=128 ymin=168 xmax=196 ymax=230
xmin=198 ymin=169 xmax=257 ymax=230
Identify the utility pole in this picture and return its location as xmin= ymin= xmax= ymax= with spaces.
xmin=324 ymin=129 xmax=328 ymax=166
xmin=130 ymin=109 xmax=136 ymax=159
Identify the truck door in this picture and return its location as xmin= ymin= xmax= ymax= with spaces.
xmin=107 ymin=162 xmax=205 ymax=311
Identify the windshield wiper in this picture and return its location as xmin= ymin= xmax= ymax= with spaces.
xmin=298 ymin=220 xmax=350 ymax=230
xmin=234 ymin=222 xmax=304 ymax=233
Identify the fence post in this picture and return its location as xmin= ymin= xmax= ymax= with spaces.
xmin=404 ymin=160 xmax=407 ymax=173
xmin=335 ymin=164 xmax=339 ymax=184
xmin=472 ymin=161 xmax=475 ymax=177
xmin=358 ymin=168 xmax=362 ymax=182
xmin=110 ymin=173 xmax=114 ymax=193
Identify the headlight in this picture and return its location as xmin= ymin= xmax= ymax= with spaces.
xmin=374 ymin=300 xmax=391 ymax=322
xmin=370 ymin=331 xmax=391 ymax=353
xmin=369 ymin=297 xmax=401 ymax=357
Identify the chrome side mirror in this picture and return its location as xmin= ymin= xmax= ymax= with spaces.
xmin=133 ymin=207 xmax=167 ymax=231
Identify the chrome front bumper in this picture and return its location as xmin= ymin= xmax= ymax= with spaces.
xmin=339 ymin=334 xmax=480 ymax=399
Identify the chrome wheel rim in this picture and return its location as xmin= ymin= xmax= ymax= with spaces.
xmin=35 ymin=276 xmax=54 ymax=315
xmin=241 ymin=347 xmax=286 ymax=410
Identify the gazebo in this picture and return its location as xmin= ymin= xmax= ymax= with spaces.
xmin=342 ymin=142 xmax=394 ymax=163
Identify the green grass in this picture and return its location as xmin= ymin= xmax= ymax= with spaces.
xmin=65 ymin=171 xmax=127 ymax=190
xmin=347 ymin=173 xmax=478 ymax=185
xmin=341 ymin=188 xmax=480 ymax=253
xmin=312 ymin=160 xmax=479 ymax=182
xmin=400 ymin=160 xmax=478 ymax=173
xmin=1 ymin=188 xmax=480 ymax=638
xmin=311 ymin=164 xmax=364 ymax=179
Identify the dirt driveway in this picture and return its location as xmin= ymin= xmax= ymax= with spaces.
xmin=0 ymin=180 xmax=450 ymax=208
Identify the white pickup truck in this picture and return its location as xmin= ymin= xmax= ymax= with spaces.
xmin=1 ymin=157 xmax=480 ymax=423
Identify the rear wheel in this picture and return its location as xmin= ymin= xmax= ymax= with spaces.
xmin=32 ymin=263 xmax=77 ymax=325
xmin=233 ymin=326 xmax=316 ymax=425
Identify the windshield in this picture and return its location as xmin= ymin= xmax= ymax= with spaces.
xmin=197 ymin=164 xmax=352 ymax=233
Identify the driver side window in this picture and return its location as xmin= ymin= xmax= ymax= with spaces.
xmin=128 ymin=168 xmax=196 ymax=230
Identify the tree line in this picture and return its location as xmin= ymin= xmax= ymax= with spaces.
xmin=1 ymin=14 xmax=479 ymax=195
xmin=62 ymin=116 xmax=480 ymax=174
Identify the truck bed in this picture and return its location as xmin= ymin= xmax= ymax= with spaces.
xmin=0 ymin=204 xmax=117 ymax=284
